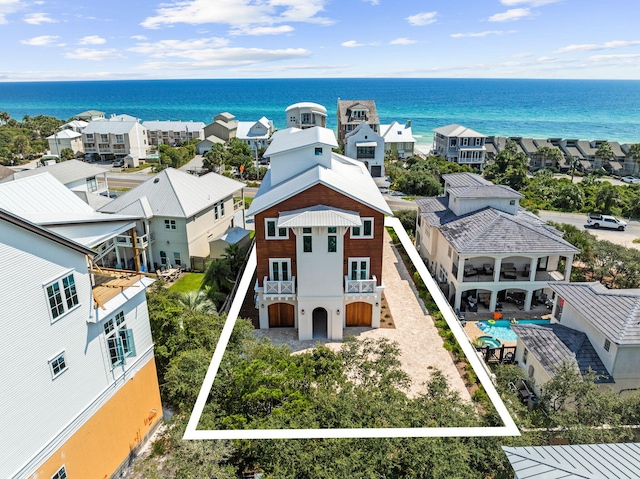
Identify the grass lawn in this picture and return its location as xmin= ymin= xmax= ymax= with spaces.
xmin=170 ymin=272 xmax=204 ymax=293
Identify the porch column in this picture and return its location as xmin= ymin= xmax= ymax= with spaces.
xmin=457 ymin=257 xmax=465 ymax=284
xmin=524 ymin=289 xmax=534 ymax=312
xmin=493 ymin=258 xmax=503 ymax=282
xmin=115 ymin=243 xmax=122 ymax=269
xmin=145 ymin=220 xmax=155 ymax=272
xmin=454 ymin=288 xmax=462 ymax=311
xmin=529 ymin=257 xmax=537 ymax=282
xmin=489 ymin=290 xmax=498 ymax=312
xmin=564 ymin=254 xmax=574 ymax=281
xmin=141 ymin=249 xmax=149 ymax=273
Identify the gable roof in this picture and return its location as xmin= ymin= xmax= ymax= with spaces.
xmin=337 ymin=99 xmax=379 ymax=125
xmin=236 ymin=119 xmax=272 ymax=140
xmin=416 ymin=197 xmax=578 ymax=255
xmin=379 ymin=121 xmax=415 ymax=143
xmin=83 ymin=119 xmax=143 ymax=135
xmin=511 ymin=323 xmax=613 ymax=383
xmin=434 ymin=124 xmax=486 ymax=138
xmin=447 ymin=185 xmax=523 ymax=200
xmin=278 ymin=205 xmax=362 ymax=228
xmin=247 ymin=153 xmax=392 ymax=218
xmin=265 ymin=127 xmax=338 ymax=157
xmin=549 ymin=282 xmax=640 ymax=345
xmin=502 ymin=443 xmax=640 ymax=478
xmin=0 ymin=159 xmax=108 ymax=185
xmin=46 ymin=129 xmax=82 ymax=140
xmin=442 ymin=172 xmax=493 ymax=188
xmin=99 ymin=168 xmax=244 ymax=218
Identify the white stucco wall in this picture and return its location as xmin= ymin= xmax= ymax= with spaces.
xmin=448 ymin=196 xmax=519 ymax=217
xmin=269 ymin=144 xmax=332 ymax=186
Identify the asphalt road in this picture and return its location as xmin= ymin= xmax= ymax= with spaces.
xmin=537 ymin=210 xmax=640 ymax=249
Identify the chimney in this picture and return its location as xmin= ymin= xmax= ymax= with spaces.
xmin=406 ymin=120 xmax=411 ymax=127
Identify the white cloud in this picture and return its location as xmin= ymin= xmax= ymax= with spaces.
xmin=21 ymin=35 xmax=58 ymax=46
xmin=24 ymin=12 xmax=56 ymax=24
xmin=65 ymin=48 xmax=127 ymax=61
xmin=390 ymin=38 xmax=417 ymax=45
xmin=128 ymin=37 xmax=230 ymax=56
xmin=406 ymin=11 xmax=437 ymax=26
xmin=588 ymin=53 xmax=640 ymax=62
xmin=135 ymin=47 xmax=310 ymax=69
xmin=555 ymin=40 xmax=640 ymax=54
xmin=237 ymin=62 xmax=351 ymax=73
xmin=362 ymin=0 xmax=379 ymax=4
xmin=130 ymin=35 xmax=147 ymax=41
xmin=141 ymin=0 xmax=332 ymax=29
xmin=512 ymin=52 xmax=533 ymax=58
xmin=230 ymin=25 xmax=294 ymax=36
xmin=78 ymin=35 xmax=106 ymax=45
xmin=341 ymin=40 xmax=378 ymax=48
xmin=489 ymin=8 xmax=533 ymax=22
xmin=450 ymin=30 xmax=515 ymax=38
xmin=500 ymin=0 xmax=559 ymax=5
xmin=0 ymin=0 xmax=22 ymax=24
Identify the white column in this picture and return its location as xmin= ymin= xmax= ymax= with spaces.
xmin=489 ymin=290 xmax=498 ymax=312
xmin=529 ymin=257 xmax=537 ymax=281
xmin=524 ymin=290 xmax=534 ymax=312
xmin=493 ymin=258 xmax=503 ymax=282
xmin=564 ymin=254 xmax=573 ymax=281
xmin=457 ymin=257 xmax=465 ymax=284
xmin=115 ymin=243 xmax=122 ymax=269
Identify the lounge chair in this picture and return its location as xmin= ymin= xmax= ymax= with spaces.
xmin=482 ymin=264 xmax=493 ymax=275
xmin=464 ymin=265 xmax=477 ymax=277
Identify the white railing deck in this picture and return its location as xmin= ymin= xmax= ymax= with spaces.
xmin=263 ymin=276 xmax=296 ymax=295
xmin=344 ymin=275 xmax=377 ymax=294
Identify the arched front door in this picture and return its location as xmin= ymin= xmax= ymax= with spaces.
xmin=312 ymin=308 xmax=328 ymax=339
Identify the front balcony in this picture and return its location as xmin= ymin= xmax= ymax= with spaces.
xmin=264 ymin=276 xmax=296 ymax=296
xmin=115 ymin=231 xmax=155 ymax=249
xmin=345 ymin=275 xmax=377 ymax=294
xmin=233 ymin=198 xmax=244 ymax=210
xmin=459 ymin=255 xmax=570 ymax=284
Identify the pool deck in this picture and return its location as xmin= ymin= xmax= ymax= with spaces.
xmin=462 ymin=318 xmax=554 ymax=348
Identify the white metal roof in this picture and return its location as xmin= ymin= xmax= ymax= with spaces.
xmin=247 ymin=153 xmax=392 ymax=218
xmin=285 ymin=102 xmax=327 ymax=114
xmin=48 ymin=221 xmax=136 ymax=248
xmin=47 ymin=129 xmax=82 ymax=140
xmin=265 ymin=127 xmax=338 ymax=157
xmin=278 ymin=205 xmax=362 ymax=228
xmin=433 ymin=124 xmax=486 ymax=138
xmin=355 ymin=141 xmax=378 ymax=147
xmin=0 ymin=159 xmax=108 ymax=186
xmin=380 ymin=121 xmax=416 ymax=143
xmin=236 ymin=119 xmax=272 ymax=140
xmin=61 ymin=120 xmax=88 ymax=130
xmin=99 ymin=168 xmax=244 ymax=218
xmin=83 ymin=119 xmax=144 ymax=135
xmin=209 ymin=226 xmax=250 ymax=244
xmin=142 ymin=120 xmax=205 ymax=132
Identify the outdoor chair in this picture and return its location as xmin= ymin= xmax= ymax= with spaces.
xmin=464 ymin=265 xmax=477 ymax=277
xmin=482 ymin=264 xmax=493 ymax=275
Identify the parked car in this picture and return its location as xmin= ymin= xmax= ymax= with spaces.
xmin=112 ymin=159 xmax=125 ymax=168
xmin=587 ymin=213 xmax=627 ymax=230
xmin=621 ymin=176 xmax=640 ymax=184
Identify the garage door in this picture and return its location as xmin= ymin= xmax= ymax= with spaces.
xmin=268 ymin=303 xmax=295 ymax=327
xmin=346 ymin=302 xmax=372 ymax=327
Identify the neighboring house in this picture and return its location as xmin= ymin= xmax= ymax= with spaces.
xmin=433 ymin=124 xmax=487 ymax=170
xmin=502 ymin=443 xmax=640 ymax=478
xmin=82 ymin=116 xmax=149 ymax=161
xmin=0 ymin=209 xmax=161 ymax=479
xmin=415 ymin=173 xmax=579 ymax=313
xmin=236 ymin=116 xmax=275 ymax=152
xmin=285 ymin=102 xmax=327 ymax=130
xmin=484 ymin=136 xmax=507 ymax=160
xmin=380 ymin=121 xmax=416 ymax=160
xmin=47 ymin=129 xmax=84 ymax=157
xmin=75 ymin=109 xmax=105 ymax=122
xmin=195 ymin=134 xmax=226 ymax=155
xmin=99 ymin=167 xmax=245 ymax=270
xmin=514 ymin=281 xmax=640 ymax=395
xmin=0 ymin=159 xmax=112 ymax=209
xmin=143 ymin=120 xmax=206 ymax=146
xmin=0 ymin=164 xmax=15 ymax=181
xmin=344 ymin=122 xmax=385 ymax=177
xmin=60 ymin=119 xmax=89 ymax=133
xmin=336 ymin=99 xmax=379 ymax=143
xmin=203 ymin=112 xmax=238 ymax=142
xmin=248 ymin=126 xmax=392 ymax=341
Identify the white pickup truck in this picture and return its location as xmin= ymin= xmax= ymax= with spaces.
xmin=587 ymin=213 xmax=627 ymax=231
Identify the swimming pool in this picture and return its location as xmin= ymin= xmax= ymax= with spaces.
xmin=477 ymin=319 xmax=551 ymax=342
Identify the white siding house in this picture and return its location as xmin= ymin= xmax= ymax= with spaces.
xmin=82 ymin=115 xmax=149 ymax=161
xmin=433 ymin=124 xmax=487 ymax=170
xmin=344 ymin=122 xmax=385 ymax=177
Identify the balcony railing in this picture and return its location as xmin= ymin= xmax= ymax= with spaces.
xmin=264 ymin=276 xmax=296 ymax=295
xmin=345 ymin=275 xmax=377 ymax=294
xmin=115 ymin=231 xmax=155 ymax=249
xmin=233 ymin=199 xmax=244 ymax=210
xmin=85 ymin=147 xmax=97 ymax=153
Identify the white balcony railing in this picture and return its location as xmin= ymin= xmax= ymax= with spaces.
xmin=345 ymin=275 xmax=377 ymax=294
xmin=115 ymin=231 xmax=155 ymax=249
xmin=233 ymin=199 xmax=244 ymax=210
xmin=263 ymin=276 xmax=296 ymax=295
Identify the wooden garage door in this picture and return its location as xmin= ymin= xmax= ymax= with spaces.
xmin=346 ymin=302 xmax=372 ymax=327
xmin=268 ymin=303 xmax=295 ymax=327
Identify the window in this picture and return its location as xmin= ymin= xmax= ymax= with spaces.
xmin=462 ymin=138 xmax=469 ymax=146
xmin=46 ymin=273 xmax=79 ymax=321
xmin=86 ymin=177 xmax=97 ymax=192
xmin=116 ymin=134 xmax=124 ymax=143
xmin=49 ymin=352 xmax=67 ymax=379
xmin=450 ymin=138 xmax=457 ymax=147
xmin=173 ymin=252 xmax=181 ymax=266
xmin=509 ymin=200 xmax=516 ymax=205
xmin=51 ymin=466 xmax=67 ymax=479
xmin=265 ymin=219 xmax=288 ymax=239
xmin=349 ymin=258 xmax=370 ymax=280
xmin=160 ymin=251 xmax=167 ymax=265
xmin=523 ymin=348 xmax=528 ymax=364
xmin=220 ymin=202 xmax=225 ymax=217
xmin=100 ymin=134 xmax=108 ymax=143
xmin=303 ymin=227 xmax=312 ymax=252
xmin=214 ymin=205 xmax=219 ymax=221
xmin=104 ymin=311 xmax=136 ymax=368
xmin=475 ymin=138 xmax=482 ymax=146
xmin=164 ymin=219 xmax=176 ymax=230
xmin=328 ymin=235 xmax=337 ymax=252
xmin=448 ymin=246 xmax=452 ymax=258
xmin=351 ymin=218 xmax=374 ymax=238
xmin=604 ymin=339 xmax=611 ymax=352
xmin=315 ymin=147 xmax=323 ymax=156
xmin=86 ymin=134 xmax=94 ymax=141
xmin=269 ymin=259 xmax=290 ymax=281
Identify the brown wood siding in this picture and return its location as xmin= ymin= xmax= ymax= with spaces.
xmin=346 ymin=302 xmax=372 ymax=326
xmin=268 ymin=303 xmax=295 ymax=327
xmin=255 ymin=184 xmax=385 ymax=287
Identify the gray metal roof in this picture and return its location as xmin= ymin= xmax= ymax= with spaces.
xmin=416 ymin=197 xmax=578 ymax=255
xmin=502 ymin=443 xmax=640 ymax=478
xmin=512 ymin=323 xmax=613 ymax=383
xmin=0 ymin=165 xmax=14 ymax=181
xmin=83 ymin=119 xmax=144 ymax=135
xmin=0 ymin=159 xmax=108 ymax=186
xmin=447 ymin=185 xmax=523 ymax=200
xmin=442 ymin=172 xmax=492 ymax=188
xmin=278 ymin=205 xmax=362 ymax=228
xmin=433 ymin=124 xmax=486 ymax=138
xmin=99 ymin=168 xmax=244 ymax=218
xmin=549 ymin=282 xmax=640 ymax=345
xmin=518 ymin=137 xmax=538 ymax=155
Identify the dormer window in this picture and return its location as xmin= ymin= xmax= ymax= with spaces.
xmin=315 ymin=147 xmax=323 ymax=156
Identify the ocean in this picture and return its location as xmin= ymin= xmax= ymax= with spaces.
xmin=1 ymin=78 xmax=640 ymax=149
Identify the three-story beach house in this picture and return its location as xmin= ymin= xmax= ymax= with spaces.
xmin=433 ymin=124 xmax=487 ymax=170
xmin=248 ymin=126 xmax=392 ymax=340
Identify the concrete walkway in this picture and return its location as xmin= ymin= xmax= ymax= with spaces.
xmin=254 ymin=232 xmax=471 ymax=401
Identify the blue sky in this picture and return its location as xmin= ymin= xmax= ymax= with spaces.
xmin=1 ymin=0 xmax=639 ymax=81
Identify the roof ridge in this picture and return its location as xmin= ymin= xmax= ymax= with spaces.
xmin=456 ymin=208 xmax=501 ymax=246
xmin=619 ymin=296 xmax=640 ymax=341
xmin=500 ymin=211 xmax=579 ymax=251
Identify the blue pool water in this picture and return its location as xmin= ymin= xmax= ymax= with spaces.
xmin=477 ymin=319 xmax=551 ymax=342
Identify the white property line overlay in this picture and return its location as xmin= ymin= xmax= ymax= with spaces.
xmin=184 ymin=217 xmax=520 ymax=439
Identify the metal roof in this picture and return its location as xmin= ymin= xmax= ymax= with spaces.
xmin=142 ymin=120 xmax=205 ymax=132
xmin=278 ymin=205 xmax=362 ymax=228
xmin=236 ymin=119 xmax=272 ymax=140
xmin=433 ymin=124 xmax=486 ymax=138
xmin=99 ymin=168 xmax=244 ymax=218
xmin=47 ymin=129 xmax=82 ymax=139
xmin=442 ymin=172 xmax=493 ymax=188
xmin=247 ymin=153 xmax=392 ymax=218
xmin=83 ymin=119 xmax=144 ymax=135
xmin=379 ymin=121 xmax=416 ymax=143
xmin=511 ymin=323 xmax=613 ymax=383
xmin=355 ymin=141 xmax=378 ymax=147
xmin=0 ymin=159 xmax=108 ymax=186
xmin=447 ymin=185 xmax=523 ymax=200
xmin=502 ymin=443 xmax=640 ymax=478
xmin=549 ymin=282 xmax=640 ymax=345
xmin=264 ymin=126 xmax=338 ymax=157
xmin=285 ymin=102 xmax=327 ymax=114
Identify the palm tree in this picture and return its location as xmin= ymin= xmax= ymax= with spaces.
xmin=223 ymin=243 xmax=246 ymax=277
xmin=595 ymin=141 xmax=614 ymax=171
xmin=0 ymin=111 xmax=10 ymax=126
xmin=178 ymin=291 xmax=217 ymax=315
xmin=535 ymin=146 xmax=563 ymax=170
xmin=201 ymin=259 xmax=232 ymax=308
xmin=627 ymin=143 xmax=640 ymax=175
